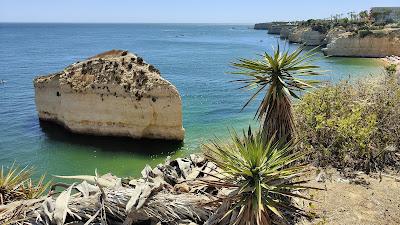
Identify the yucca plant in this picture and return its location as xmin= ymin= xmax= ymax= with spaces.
xmin=232 ymin=44 xmax=322 ymax=142
xmin=0 ymin=164 xmax=51 ymax=204
xmin=20 ymin=174 xmax=51 ymax=200
xmin=202 ymin=128 xmax=319 ymax=225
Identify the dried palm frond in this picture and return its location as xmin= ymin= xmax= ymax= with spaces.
xmin=0 ymin=158 xmax=218 ymax=225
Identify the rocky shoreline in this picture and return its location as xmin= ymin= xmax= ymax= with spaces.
xmin=259 ymin=23 xmax=400 ymax=57
xmin=256 ymin=8 xmax=400 ymax=58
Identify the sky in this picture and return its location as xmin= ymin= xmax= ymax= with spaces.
xmin=0 ymin=0 xmax=399 ymax=23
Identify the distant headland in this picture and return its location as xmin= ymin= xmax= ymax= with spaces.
xmin=255 ymin=7 xmax=400 ymax=57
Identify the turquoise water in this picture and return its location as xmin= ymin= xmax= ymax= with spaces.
xmin=0 ymin=23 xmax=383 ymax=177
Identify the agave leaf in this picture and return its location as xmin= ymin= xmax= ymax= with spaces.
xmin=203 ymin=128 xmax=317 ymax=225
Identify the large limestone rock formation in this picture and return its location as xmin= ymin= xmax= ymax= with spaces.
xmin=34 ymin=50 xmax=185 ymax=140
xmin=322 ymin=29 xmax=400 ymax=57
xmin=280 ymin=26 xmax=295 ymax=39
xmin=267 ymin=25 xmax=284 ymax=34
xmin=254 ymin=23 xmax=269 ymax=30
xmin=288 ymin=27 xmax=325 ymax=46
xmin=323 ymin=27 xmax=346 ymax=45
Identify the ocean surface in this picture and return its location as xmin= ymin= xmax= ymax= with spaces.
xmin=0 ymin=23 xmax=383 ymax=178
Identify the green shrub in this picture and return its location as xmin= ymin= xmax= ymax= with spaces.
xmin=373 ymin=30 xmax=387 ymax=38
xmin=385 ymin=63 xmax=398 ymax=76
xmin=294 ymin=75 xmax=400 ymax=172
xmin=358 ymin=29 xmax=373 ymax=38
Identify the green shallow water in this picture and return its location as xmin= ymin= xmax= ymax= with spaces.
xmin=0 ymin=23 xmax=384 ymax=178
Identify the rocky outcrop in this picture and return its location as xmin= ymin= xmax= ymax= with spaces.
xmin=280 ymin=26 xmax=295 ymax=39
xmin=267 ymin=25 xmax=283 ymax=34
xmin=322 ymin=30 xmax=400 ymax=57
xmin=288 ymin=27 xmax=304 ymax=43
xmin=254 ymin=22 xmax=290 ymax=31
xmin=34 ymin=50 xmax=185 ymax=140
xmin=254 ymin=23 xmax=269 ymax=30
xmin=288 ymin=27 xmax=326 ymax=46
xmin=268 ymin=24 xmax=295 ymax=35
xmin=323 ymin=27 xmax=346 ymax=45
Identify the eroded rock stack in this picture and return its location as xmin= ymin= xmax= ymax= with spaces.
xmin=34 ymin=50 xmax=185 ymax=140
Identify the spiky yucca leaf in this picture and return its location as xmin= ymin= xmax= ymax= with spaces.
xmin=0 ymin=164 xmax=51 ymax=204
xmin=203 ymin=128 xmax=320 ymax=225
xmin=0 ymin=164 xmax=32 ymax=204
xmin=232 ymin=44 xmax=323 ymax=142
xmin=20 ymin=174 xmax=52 ymax=200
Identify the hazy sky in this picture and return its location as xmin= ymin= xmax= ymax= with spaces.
xmin=0 ymin=0 xmax=399 ymax=23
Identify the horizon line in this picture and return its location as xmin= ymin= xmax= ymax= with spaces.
xmin=0 ymin=21 xmax=257 ymax=25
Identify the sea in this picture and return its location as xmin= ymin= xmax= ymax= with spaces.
xmin=0 ymin=23 xmax=384 ymax=178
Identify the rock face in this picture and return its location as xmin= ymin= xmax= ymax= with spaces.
xmin=34 ymin=50 xmax=185 ymax=140
xmin=288 ymin=27 xmax=325 ymax=46
xmin=267 ymin=25 xmax=283 ymax=34
xmin=288 ymin=27 xmax=304 ymax=43
xmin=322 ymin=30 xmax=400 ymax=57
xmin=254 ymin=23 xmax=269 ymax=30
xmin=323 ymin=28 xmax=346 ymax=45
xmin=280 ymin=26 xmax=294 ymax=39
xmin=371 ymin=7 xmax=400 ymax=23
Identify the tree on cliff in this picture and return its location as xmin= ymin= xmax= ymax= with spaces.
xmin=231 ymin=44 xmax=322 ymax=143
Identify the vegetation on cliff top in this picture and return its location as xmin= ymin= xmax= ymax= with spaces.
xmin=295 ymin=65 xmax=400 ymax=172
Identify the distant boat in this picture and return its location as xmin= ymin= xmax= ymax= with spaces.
xmin=0 ymin=80 xmax=6 ymax=84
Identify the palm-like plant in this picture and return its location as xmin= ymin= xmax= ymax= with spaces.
xmin=202 ymin=128 xmax=319 ymax=225
xmin=0 ymin=164 xmax=51 ymax=204
xmin=232 ymin=44 xmax=322 ymax=142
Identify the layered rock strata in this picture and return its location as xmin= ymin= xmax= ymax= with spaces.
xmin=34 ymin=50 xmax=185 ymax=140
xmin=322 ymin=30 xmax=400 ymax=57
xmin=288 ymin=27 xmax=325 ymax=46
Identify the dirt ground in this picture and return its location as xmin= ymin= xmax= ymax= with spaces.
xmin=296 ymin=168 xmax=400 ymax=225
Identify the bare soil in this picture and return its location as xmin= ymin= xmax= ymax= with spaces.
xmin=297 ymin=168 xmax=400 ymax=225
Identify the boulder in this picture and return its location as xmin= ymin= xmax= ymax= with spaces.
xmin=34 ymin=50 xmax=185 ymax=140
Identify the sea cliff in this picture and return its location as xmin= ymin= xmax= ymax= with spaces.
xmin=34 ymin=50 xmax=185 ymax=140
xmin=322 ymin=29 xmax=400 ymax=57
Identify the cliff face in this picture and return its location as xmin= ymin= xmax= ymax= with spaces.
xmin=267 ymin=25 xmax=283 ymax=34
xmin=34 ymin=50 xmax=185 ymax=141
xmin=322 ymin=30 xmax=400 ymax=57
xmin=323 ymin=28 xmax=346 ymax=45
xmin=280 ymin=27 xmax=294 ymax=39
xmin=288 ymin=27 xmax=325 ymax=46
xmin=254 ymin=23 xmax=269 ymax=30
